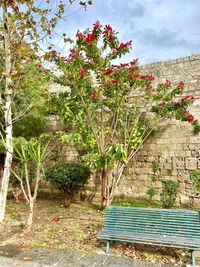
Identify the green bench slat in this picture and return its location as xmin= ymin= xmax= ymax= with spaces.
xmin=99 ymin=230 xmax=200 ymax=243
xmin=105 ymin=222 xmax=199 ymax=230
xmin=105 ymin=218 xmax=200 ymax=226
xmin=98 ymin=231 xmax=200 ymax=249
xmin=98 ymin=206 xmax=200 ymax=249
xmin=105 ymin=220 xmax=200 ymax=230
xmin=104 ymin=224 xmax=200 ymax=235
xmin=106 ymin=213 xmax=199 ymax=221
xmin=106 ymin=206 xmax=197 ymax=213
xmin=106 ymin=212 xmax=199 ymax=220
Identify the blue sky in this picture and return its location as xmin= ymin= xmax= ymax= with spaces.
xmin=54 ymin=0 xmax=200 ymax=64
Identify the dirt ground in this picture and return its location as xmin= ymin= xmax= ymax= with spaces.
xmin=0 ymin=198 xmax=193 ymax=265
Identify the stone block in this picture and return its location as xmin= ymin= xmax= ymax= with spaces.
xmin=159 ymin=157 xmax=167 ymax=163
xmin=139 ymin=150 xmax=148 ymax=156
xmin=172 ymin=157 xmax=185 ymax=170
xmin=185 ymin=158 xmax=197 ymax=170
xmin=172 ymin=170 xmax=178 ymax=176
xmin=185 ymin=150 xmax=191 ymax=157
xmin=179 ymin=194 xmax=190 ymax=205
xmin=149 ymin=144 xmax=156 ymax=150
xmin=163 ymin=162 xmax=172 ymax=170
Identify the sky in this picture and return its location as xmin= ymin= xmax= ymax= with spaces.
xmin=54 ymin=0 xmax=200 ymax=64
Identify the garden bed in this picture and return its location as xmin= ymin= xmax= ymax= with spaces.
xmin=0 ymin=198 xmax=194 ymax=265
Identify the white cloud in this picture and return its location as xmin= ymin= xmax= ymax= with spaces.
xmin=53 ymin=0 xmax=200 ymax=64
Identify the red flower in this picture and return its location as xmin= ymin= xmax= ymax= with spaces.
xmin=128 ymin=74 xmax=140 ymax=79
xmin=120 ymin=63 xmax=129 ymax=68
xmin=119 ymin=41 xmax=132 ymax=49
xmin=111 ymin=64 xmax=118 ymax=69
xmin=177 ymin=81 xmax=185 ymax=89
xmin=35 ymin=63 xmax=42 ymax=68
xmin=101 ymin=81 xmax=109 ymax=86
xmin=108 ymin=34 xmax=114 ymax=40
xmin=76 ymin=30 xmax=83 ymax=39
xmin=80 ymin=68 xmax=86 ymax=78
xmin=140 ymin=74 xmax=155 ymax=80
xmin=182 ymin=109 xmax=189 ymax=115
xmin=103 ymin=24 xmax=114 ymax=34
xmin=181 ymin=96 xmax=193 ymax=102
xmin=166 ymin=79 xmax=171 ymax=86
xmin=112 ymin=77 xmax=120 ymax=84
xmin=68 ymin=47 xmax=77 ymax=62
xmin=188 ymin=115 xmax=194 ymax=122
xmin=130 ymin=59 xmax=138 ymax=66
xmin=85 ymin=32 xmax=96 ymax=44
xmin=93 ymin=21 xmax=101 ymax=32
xmin=91 ymin=89 xmax=97 ymax=100
xmin=51 ymin=217 xmax=60 ymax=222
xmin=104 ymin=69 xmax=113 ymax=75
xmin=102 ymin=25 xmax=115 ymax=41
xmin=113 ymin=41 xmax=132 ymax=53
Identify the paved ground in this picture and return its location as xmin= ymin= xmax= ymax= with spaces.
xmin=0 ymin=247 xmax=184 ymax=267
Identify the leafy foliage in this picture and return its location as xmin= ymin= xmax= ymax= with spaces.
xmin=161 ymin=180 xmax=179 ymax=208
xmin=146 ymin=187 xmax=156 ymax=199
xmin=152 ymin=161 xmax=161 ymax=174
xmin=13 ymin=115 xmax=47 ymax=140
xmin=189 ymin=170 xmax=200 ymax=192
xmin=45 ymin=163 xmax=90 ymax=206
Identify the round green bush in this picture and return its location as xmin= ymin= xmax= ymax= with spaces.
xmin=45 ymin=163 xmax=90 ymax=206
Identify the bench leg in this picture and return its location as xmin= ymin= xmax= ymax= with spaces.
xmin=106 ymin=241 xmax=110 ymax=255
xmin=191 ymin=250 xmax=196 ymax=266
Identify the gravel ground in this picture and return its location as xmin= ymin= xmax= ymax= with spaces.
xmin=0 ymin=247 xmax=184 ymax=267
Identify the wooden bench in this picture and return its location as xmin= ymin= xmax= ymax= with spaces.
xmin=97 ymin=206 xmax=200 ymax=266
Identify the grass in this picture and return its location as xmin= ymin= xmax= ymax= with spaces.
xmin=113 ymin=196 xmax=162 ymax=208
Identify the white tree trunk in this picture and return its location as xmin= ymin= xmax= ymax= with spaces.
xmin=0 ymin=3 xmax=13 ymax=222
xmin=25 ymin=165 xmax=41 ymax=231
xmin=25 ymin=199 xmax=34 ymax=231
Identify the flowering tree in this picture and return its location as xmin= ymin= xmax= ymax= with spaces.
xmin=50 ymin=22 xmax=200 ymax=208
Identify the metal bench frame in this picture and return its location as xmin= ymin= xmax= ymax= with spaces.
xmin=97 ymin=206 xmax=200 ymax=266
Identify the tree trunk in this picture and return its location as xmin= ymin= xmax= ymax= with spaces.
xmin=100 ymin=168 xmax=113 ymax=209
xmin=0 ymin=3 xmax=13 ymax=223
xmin=24 ymin=165 xmax=41 ymax=231
xmin=25 ymin=199 xmax=34 ymax=231
xmin=64 ymin=196 xmax=71 ymax=207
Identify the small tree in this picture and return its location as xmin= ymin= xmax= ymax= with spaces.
xmin=13 ymin=137 xmax=50 ymax=231
xmin=45 ymin=163 xmax=90 ymax=207
xmin=161 ymin=180 xmax=179 ymax=208
xmin=49 ymin=22 xmax=199 ymax=208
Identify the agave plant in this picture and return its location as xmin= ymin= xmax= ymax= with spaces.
xmin=13 ymin=136 xmax=51 ymax=231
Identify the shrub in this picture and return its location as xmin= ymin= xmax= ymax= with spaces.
xmin=45 ymin=163 xmax=90 ymax=206
xmin=146 ymin=187 xmax=156 ymax=199
xmin=161 ymin=180 xmax=179 ymax=208
xmin=189 ymin=170 xmax=200 ymax=192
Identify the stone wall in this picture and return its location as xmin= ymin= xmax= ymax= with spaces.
xmin=116 ymin=54 xmax=200 ymax=206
